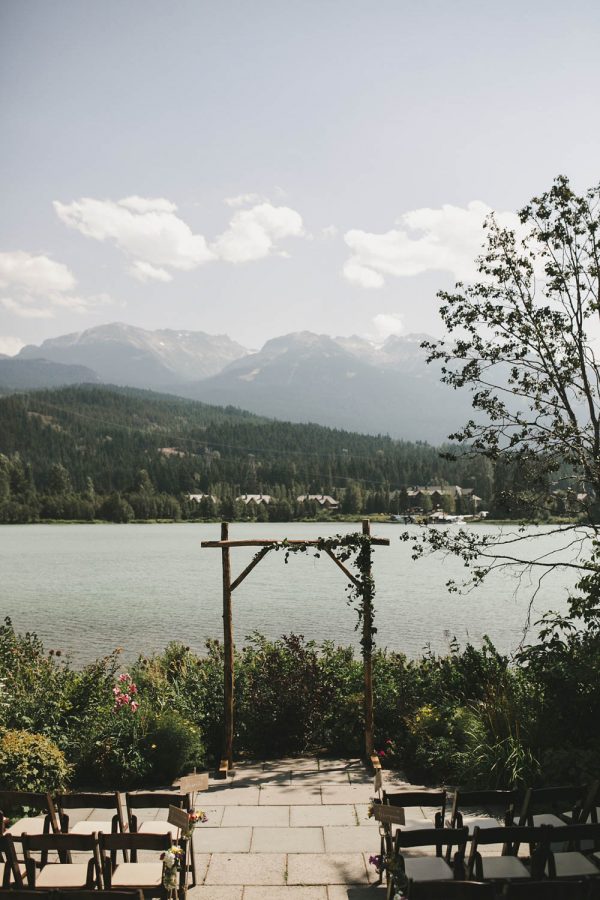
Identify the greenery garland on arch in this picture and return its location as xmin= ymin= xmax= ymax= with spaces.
xmin=264 ymin=532 xmax=378 ymax=656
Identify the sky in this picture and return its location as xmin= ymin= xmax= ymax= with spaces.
xmin=1 ymin=0 xmax=600 ymax=355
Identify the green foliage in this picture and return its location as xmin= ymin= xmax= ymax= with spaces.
xmin=143 ymin=711 xmax=205 ymax=784
xmin=0 ymin=385 xmax=497 ymax=522
xmin=1 ymin=612 xmax=599 ymax=790
xmin=0 ymin=729 xmax=70 ymax=792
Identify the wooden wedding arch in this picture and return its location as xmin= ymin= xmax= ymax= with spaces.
xmin=202 ymin=519 xmax=389 ymax=775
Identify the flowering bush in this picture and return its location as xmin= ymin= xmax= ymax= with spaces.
xmin=113 ymin=672 xmax=139 ymax=712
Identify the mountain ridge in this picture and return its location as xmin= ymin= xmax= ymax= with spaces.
xmin=6 ymin=322 xmax=470 ymax=442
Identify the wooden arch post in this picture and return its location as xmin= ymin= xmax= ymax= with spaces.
xmin=202 ymin=519 xmax=388 ymax=774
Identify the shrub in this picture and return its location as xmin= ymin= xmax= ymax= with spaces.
xmin=0 ymin=729 xmax=70 ymax=792
xmin=143 ymin=711 xmax=205 ymax=784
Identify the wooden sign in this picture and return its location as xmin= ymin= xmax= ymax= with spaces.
xmin=179 ymin=773 xmax=210 ymax=794
xmin=372 ymin=805 xmax=405 ymax=826
xmin=168 ymin=805 xmax=190 ymax=831
xmin=374 ymin=770 xmax=383 ymax=793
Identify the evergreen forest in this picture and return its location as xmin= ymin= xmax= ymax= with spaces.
xmin=0 ymin=384 xmax=576 ymax=523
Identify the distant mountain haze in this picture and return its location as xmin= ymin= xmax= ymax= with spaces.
xmin=9 ymin=323 xmax=472 ymax=442
xmin=18 ymin=322 xmax=247 ymax=386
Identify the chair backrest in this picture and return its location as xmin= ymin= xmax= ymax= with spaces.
xmin=56 ymin=792 xmax=125 ymax=833
xmin=99 ymin=831 xmax=174 ymax=853
xmin=448 ymin=789 xmax=518 ymax=828
xmin=0 ymin=791 xmax=58 ymax=831
xmin=125 ymin=791 xmax=190 ymax=830
xmin=394 ymin=826 xmax=469 ymax=852
xmin=383 ymin=790 xmax=447 ymax=827
xmin=501 ymin=880 xmax=588 ymax=899
xmin=518 ymin=784 xmax=593 ymax=825
xmin=409 ymin=881 xmax=495 ymax=899
xmin=21 ymin=832 xmax=99 ymax=854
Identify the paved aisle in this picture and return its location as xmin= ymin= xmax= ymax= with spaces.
xmin=185 ymin=757 xmax=410 ymax=899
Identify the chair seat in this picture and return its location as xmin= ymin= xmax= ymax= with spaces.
xmin=460 ymin=816 xmax=501 ymax=832
xmin=405 ymin=856 xmax=454 ymax=881
xmin=6 ymin=816 xmax=48 ymax=836
xmin=136 ymin=821 xmax=173 ymax=835
xmin=549 ymin=851 xmax=600 ymax=878
xmin=111 ymin=861 xmax=164 ymax=888
xmin=35 ymin=863 xmax=92 ymax=888
xmin=71 ymin=819 xmax=114 ymax=835
xmin=480 ymin=856 xmax=531 ymax=880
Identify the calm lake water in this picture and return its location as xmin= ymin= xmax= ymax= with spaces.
xmin=0 ymin=522 xmax=586 ymax=666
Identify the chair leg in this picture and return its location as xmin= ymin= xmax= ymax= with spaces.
xmin=189 ymin=833 xmax=197 ymax=887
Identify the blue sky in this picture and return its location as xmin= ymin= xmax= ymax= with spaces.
xmin=1 ymin=0 xmax=599 ymax=354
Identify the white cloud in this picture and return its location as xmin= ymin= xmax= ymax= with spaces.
xmin=373 ymin=313 xmax=404 ymax=339
xmin=210 ymin=203 xmax=305 ymax=264
xmin=130 ymin=260 xmax=173 ymax=283
xmin=0 ymin=251 xmax=75 ymax=294
xmin=54 ymin=196 xmax=215 ymax=274
xmin=119 ymin=196 xmax=178 ymax=214
xmin=0 ymin=336 xmax=24 ymax=356
xmin=0 ymin=297 xmax=55 ymax=318
xmin=343 ymin=260 xmax=385 ymax=289
xmin=321 ymin=225 xmax=338 ymax=239
xmin=224 ymin=192 xmax=266 ymax=208
xmin=343 ymin=201 xmax=520 ymax=288
xmin=0 ymin=250 xmax=114 ymax=318
xmin=55 ymin=196 xmax=306 ymax=276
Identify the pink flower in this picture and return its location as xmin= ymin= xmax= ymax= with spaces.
xmin=130 ymin=700 xmax=139 ymax=712
xmin=377 ymin=750 xmax=386 ymax=758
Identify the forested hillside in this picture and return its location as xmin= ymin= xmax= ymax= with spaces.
xmin=0 ymin=383 xmax=551 ymax=523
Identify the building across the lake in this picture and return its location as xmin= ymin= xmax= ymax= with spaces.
xmin=237 ymin=494 xmax=272 ymax=505
xmin=296 ymin=494 xmax=340 ymax=510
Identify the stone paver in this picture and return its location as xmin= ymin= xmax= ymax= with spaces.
xmin=287 ymin=853 xmax=370 ymax=885
xmin=251 ymin=826 xmax=324 ymax=853
xmin=206 ymin=786 xmax=261 ymax=805
xmin=260 ymin=786 xmax=322 ymax=806
xmin=204 ymin=852 xmax=286 ymax=885
xmin=245 ymin=888 xmax=328 ymax=900
xmin=195 ymin=806 xmax=225 ymax=827
xmin=323 ymin=827 xmax=380 ymax=854
xmin=188 ymin=887 xmax=243 ymax=900
xmin=222 ymin=805 xmax=290 ymax=827
xmin=320 ymin=786 xmax=372 ymax=805
xmin=195 ymin=826 xmax=252 ymax=852
xmin=291 ymin=805 xmax=356 ymax=827
xmin=354 ymin=805 xmax=378 ymax=826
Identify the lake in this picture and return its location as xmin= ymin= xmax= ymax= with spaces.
xmin=0 ymin=522 xmax=586 ymax=666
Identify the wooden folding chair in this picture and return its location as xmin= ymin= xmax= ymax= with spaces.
xmin=379 ymin=789 xmax=447 ymax=871
xmin=518 ymin=782 xmax=600 ymax=829
xmin=57 ymin=791 xmax=127 ymax=837
xmin=543 ymin=822 xmax=600 ymax=880
xmin=18 ymin=832 xmax=102 ymax=890
xmin=386 ymin=827 xmax=469 ymax=899
xmin=126 ymin=791 xmax=195 ymax=886
xmin=467 ymin=824 xmax=550 ymax=883
xmin=0 ymin=790 xmax=59 ymax=839
xmin=99 ymin=831 xmax=176 ymax=899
